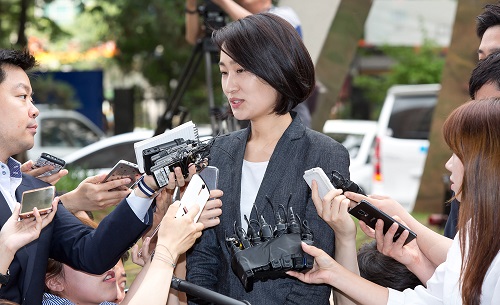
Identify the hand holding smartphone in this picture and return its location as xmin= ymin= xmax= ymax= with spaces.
xmin=303 ymin=167 xmax=336 ymax=199
xmin=19 ymin=185 xmax=56 ymax=220
xmin=102 ymin=160 xmax=141 ymax=191
xmin=32 ymin=153 xmax=66 ymax=178
xmin=175 ymin=174 xmax=210 ymax=222
xmin=348 ymin=199 xmax=417 ymax=245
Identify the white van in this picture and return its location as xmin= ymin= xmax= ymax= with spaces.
xmin=323 ymin=120 xmax=377 ymax=194
xmin=371 ymin=84 xmax=440 ymax=212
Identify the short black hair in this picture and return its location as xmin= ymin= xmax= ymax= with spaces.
xmin=0 ymin=49 xmax=37 ymax=84
xmin=212 ymin=13 xmax=315 ymax=115
xmin=476 ymin=3 xmax=500 ymax=38
xmin=357 ymin=241 xmax=423 ymax=291
xmin=469 ymin=51 xmax=500 ymax=99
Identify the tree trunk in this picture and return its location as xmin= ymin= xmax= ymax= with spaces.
xmin=16 ymin=0 xmax=30 ymax=47
xmin=311 ymin=0 xmax=372 ymax=131
xmin=414 ymin=0 xmax=491 ymax=213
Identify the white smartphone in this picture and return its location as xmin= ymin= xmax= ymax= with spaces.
xmin=19 ymin=185 xmax=55 ymax=220
xmin=175 ymin=173 xmax=210 ymax=222
xmin=102 ymin=160 xmax=141 ymax=191
xmin=303 ymin=167 xmax=336 ymax=199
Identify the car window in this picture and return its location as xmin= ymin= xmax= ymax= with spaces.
xmin=69 ymin=142 xmax=137 ymax=169
xmin=41 ymin=118 xmax=101 ymax=148
xmin=388 ymin=94 xmax=436 ymax=139
xmin=325 ymin=133 xmax=364 ymax=159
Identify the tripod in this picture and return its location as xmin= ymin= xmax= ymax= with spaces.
xmin=154 ymin=35 xmax=226 ymax=136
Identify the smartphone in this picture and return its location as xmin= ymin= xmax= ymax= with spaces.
xmin=102 ymin=160 xmax=141 ymax=191
xmin=303 ymin=167 xmax=336 ymax=199
xmin=175 ymin=173 xmax=210 ymax=222
xmin=19 ymin=185 xmax=55 ymax=220
xmin=199 ymin=166 xmax=219 ymax=191
xmin=33 ymin=153 xmax=66 ymax=177
xmin=349 ymin=199 xmax=417 ymax=245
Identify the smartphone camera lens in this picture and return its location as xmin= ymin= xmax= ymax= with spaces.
xmin=358 ymin=210 xmax=368 ymax=217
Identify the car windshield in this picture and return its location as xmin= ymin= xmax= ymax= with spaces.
xmin=68 ymin=141 xmax=137 ymax=169
xmin=388 ymin=94 xmax=436 ymax=140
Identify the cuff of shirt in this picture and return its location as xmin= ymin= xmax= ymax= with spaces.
xmin=126 ymin=190 xmax=153 ymax=223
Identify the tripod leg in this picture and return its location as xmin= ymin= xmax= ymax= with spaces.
xmin=155 ymin=41 xmax=204 ymax=135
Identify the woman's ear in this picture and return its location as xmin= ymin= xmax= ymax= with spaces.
xmin=45 ymin=274 xmax=65 ymax=293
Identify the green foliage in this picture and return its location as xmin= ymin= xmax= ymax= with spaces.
xmin=353 ymin=40 xmax=445 ymax=119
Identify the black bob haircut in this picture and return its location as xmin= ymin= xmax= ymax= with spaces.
xmin=212 ymin=13 xmax=315 ymax=115
xmin=469 ymin=51 xmax=500 ymax=99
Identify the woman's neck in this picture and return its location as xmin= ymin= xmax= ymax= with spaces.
xmin=244 ymin=113 xmax=292 ymax=162
xmin=249 ymin=113 xmax=292 ymax=142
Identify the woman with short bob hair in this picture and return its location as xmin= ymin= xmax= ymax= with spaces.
xmin=186 ymin=13 xmax=350 ymax=305
xmin=212 ymin=12 xmax=315 ymax=115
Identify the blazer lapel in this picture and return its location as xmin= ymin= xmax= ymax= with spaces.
xmin=0 ymin=195 xmax=11 ymax=228
xmin=15 ymin=176 xmax=40 ymax=297
xmin=253 ymin=115 xmax=306 ymax=218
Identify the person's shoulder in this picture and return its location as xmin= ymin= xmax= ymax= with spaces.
xmin=268 ymin=6 xmax=301 ymax=27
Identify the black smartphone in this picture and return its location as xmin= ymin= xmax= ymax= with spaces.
xmin=33 ymin=153 xmax=66 ymax=177
xmin=19 ymin=185 xmax=55 ymax=220
xmin=348 ymin=199 xmax=417 ymax=245
xmin=102 ymin=160 xmax=141 ymax=191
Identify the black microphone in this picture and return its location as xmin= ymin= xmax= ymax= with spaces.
xmin=171 ymin=276 xmax=251 ymax=305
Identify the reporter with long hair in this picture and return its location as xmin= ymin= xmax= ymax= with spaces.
xmin=288 ymin=98 xmax=500 ymax=305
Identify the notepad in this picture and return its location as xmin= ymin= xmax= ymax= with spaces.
xmin=134 ymin=121 xmax=199 ymax=173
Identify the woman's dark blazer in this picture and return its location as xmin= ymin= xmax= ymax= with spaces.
xmin=187 ymin=114 xmax=350 ymax=305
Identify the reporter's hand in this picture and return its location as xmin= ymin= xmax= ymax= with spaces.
xmin=20 ymin=160 xmax=68 ymax=185
xmin=59 ymin=173 xmax=132 ymax=213
xmin=165 ymin=164 xmax=198 ymax=191
xmin=311 ymin=181 xmax=356 ymax=240
xmin=345 ymin=192 xmax=412 ymax=225
xmin=0 ymin=199 xmax=58 ymax=256
xmin=373 ymin=217 xmax=436 ymax=283
xmin=156 ymin=201 xmax=204 ymax=260
xmin=131 ymin=236 xmax=153 ymax=267
xmin=197 ymin=189 xmax=223 ymax=229
xmin=286 ymin=242 xmax=337 ymax=286
xmin=140 ymin=188 xmax=173 ymax=253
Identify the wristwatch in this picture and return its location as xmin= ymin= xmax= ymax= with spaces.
xmin=0 ymin=269 xmax=10 ymax=285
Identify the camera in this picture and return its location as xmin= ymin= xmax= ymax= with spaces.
xmin=143 ymin=137 xmax=213 ymax=189
xmin=199 ymin=0 xmax=227 ymax=35
xmin=226 ymin=203 xmax=314 ymax=291
xmin=330 ymin=170 xmax=366 ymax=195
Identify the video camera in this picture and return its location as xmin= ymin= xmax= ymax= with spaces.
xmin=226 ymin=202 xmax=314 ymax=292
xmin=142 ymin=137 xmax=213 ymax=189
xmin=198 ymin=0 xmax=227 ymax=36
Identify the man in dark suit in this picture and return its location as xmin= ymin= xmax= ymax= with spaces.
xmin=0 ymin=49 xmax=161 ymax=304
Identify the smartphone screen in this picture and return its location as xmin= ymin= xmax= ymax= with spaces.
xmin=20 ymin=186 xmax=55 ymax=219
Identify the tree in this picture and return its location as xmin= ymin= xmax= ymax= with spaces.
xmin=353 ymin=40 xmax=445 ymax=119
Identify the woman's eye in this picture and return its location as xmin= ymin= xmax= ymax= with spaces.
xmin=220 ymin=71 xmax=227 ymax=75
xmin=236 ymin=68 xmax=245 ymax=73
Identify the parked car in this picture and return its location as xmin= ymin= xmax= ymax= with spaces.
xmin=323 ymin=119 xmax=377 ymax=194
xmin=28 ymin=105 xmax=105 ymax=161
xmin=371 ymin=84 xmax=440 ymax=212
